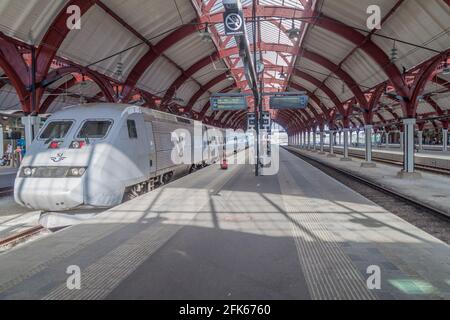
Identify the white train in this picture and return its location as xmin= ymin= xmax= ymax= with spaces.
xmin=14 ymin=103 xmax=249 ymax=211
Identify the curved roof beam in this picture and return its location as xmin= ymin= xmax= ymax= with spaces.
xmin=44 ymin=66 xmax=116 ymax=105
xmin=184 ymin=73 xmax=228 ymax=114
xmin=36 ymin=0 xmax=96 ymax=104
xmin=161 ymin=53 xmax=220 ymax=105
xmin=301 ymin=49 xmax=368 ymax=109
xmin=121 ymin=23 xmax=199 ymax=102
xmin=292 ymin=69 xmax=344 ymax=114
xmin=0 ymin=37 xmax=30 ymax=109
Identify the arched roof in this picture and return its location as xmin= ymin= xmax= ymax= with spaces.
xmin=0 ymin=0 xmax=449 ymax=131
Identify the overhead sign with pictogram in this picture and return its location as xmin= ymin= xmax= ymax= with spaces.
xmin=223 ymin=11 xmax=245 ymax=35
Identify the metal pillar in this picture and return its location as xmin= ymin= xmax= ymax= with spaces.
xmin=397 ymin=118 xmax=421 ymax=178
xmin=21 ymin=116 xmax=40 ymax=151
xmin=356 ymin=130 xmax=360 ymax=147
xmin=361 ymin=125 xmax=376 ymax=167
xmin=384 ymin=131 xmax=389 ymax=147
xmin=306 ymin=130 xmax=310 ymax=150
xmin=349 ymin=129 xmax=353 ymax=146
xmin=0 ymin=124 xmax=3 ymax=158
xmin=327 ymin=130 xmax=336 ymax=157
xmin=417 ymin=130 xmax=423 ymax=152
xmin=442 ymin=128 xmax=448 ymax=152
xmin=319 ymin=131 xmax=325 ymax=154
xmin=338 ymin=131 xmax=342 ymax=146
xmin=341 ymin=128 xmax=351 ymax=161
xmin=399 ymin=130 xmax=403 ymax=150
xmin=303 ymin=131 xmax=307 ymax=148
xmin=312 ymin=129 xmax=317 ymax=151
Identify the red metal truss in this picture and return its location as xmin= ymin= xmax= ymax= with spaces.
xmin=201 ymin=5 xmax=409 ymax=98
xmin=184 ymin=73 xmax=228 ymax=114
xmin=120 ymin=23 xmax=200 ymax=102
xmin=0 ymin=36 xmax=30 ymax=108
xmin=35 ymin=0 xmax=96 ymax=107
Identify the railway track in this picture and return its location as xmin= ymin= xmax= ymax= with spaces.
xmin=285 ymin=148 xmax=450 ymax=245
xmin=0 ymin=225 xmax=46 ymax=250
xmin=0 ymin=187 xmax=13 ymax=198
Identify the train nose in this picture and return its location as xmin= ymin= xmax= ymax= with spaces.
xmin=14 ymin=177 xmax=84 ymax=211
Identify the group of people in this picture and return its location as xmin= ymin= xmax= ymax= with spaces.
xmin=0 ymin=141 xmax=25 ymax=167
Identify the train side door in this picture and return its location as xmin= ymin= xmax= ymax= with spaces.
xmin=145 ymin=122 xmax=157 ymax=175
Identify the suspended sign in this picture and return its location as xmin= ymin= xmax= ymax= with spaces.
xmin=247 ymin=113 xmax=256 ymax=130
xmin=260 ymin=111 xmax=271 ymax=132
xmin=211 ymin=95 xmax=248 ymax=111
xmin=223 ymin=11 xmax=245 ymax=35
xmin=269 ymin=94 xmax=309 ymax=109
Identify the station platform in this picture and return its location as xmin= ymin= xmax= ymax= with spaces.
xmin=333 ymin=145 xmax=450 ymax=160
xmin=0 ymin=148 xmax=449 ymax=300
xmin=287 ymin=146 xmax=450 ymax=215
xmin=0 ymin=168 xmax=17 ymax=189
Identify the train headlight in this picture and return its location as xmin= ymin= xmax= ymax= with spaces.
xmin=23 ymin=167 xmax=32 ymax=176
xmin=67 ymin=167 xmax=87 ymax=177
xmin=70 ymin=141 xmax=86 ymax=149
xmin=20 ymin=167 xmax=36 ymax=177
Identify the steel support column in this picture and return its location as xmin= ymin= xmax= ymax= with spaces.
xmin=442 ymin=128 xmax=448 ymax=152
xmin=341 ymin=128 xmax=351 ymax=161
xmin=417 ymin=130 xmax=423 ymax=151
xmin=398 ymin=118 xmax=420 ymax=178
xmin=319 ymin=131 xmax=325 ymax=154
xmin=361 ymin=125 xmax=376 ymax=168
xmin=327 ymin=130 xmax=336 ymax=157
xmin=312 ymin=129 xmax=317 ymax=151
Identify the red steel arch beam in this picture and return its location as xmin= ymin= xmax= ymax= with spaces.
xmin=301 ymin=49 xmax=368 ymax=109
xmin=292 ymin=69 xmax=344 ymax=114
xmin=43 ymin=66 xmax=116 ymax=109
xmin=289 ymin=83 xmax=330 ymax=116
xmin=201 ymin=6 xmax=409 ymax=99
xmin=222 ymin=43 xmax=370 ymax=110
xmin=408 ymin=51 xmax=449 ymax=117
xmin=0 ymin=38 xmax=30 ymax=110
xmin=36 ymin=0 xmax=96 ymax=105
xmin=40 ymin=77 xmax=78 ymax=113
xmin=197 ymin=84 xmax=235 ymax=120
xmin=185 ymin=73 xmax=228 ymax=114
xmin=121 ymin=23 xmax=199 ymax=102
xmin=162 ymin=53 xmax=220 ymax=105
xmin=225 ymin=110 xmax=246 ymax=128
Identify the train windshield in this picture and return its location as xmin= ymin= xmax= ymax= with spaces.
xmin=77 ymin=120 xmax=112 ymax=139
xmin=40 ymin=121 xmax=74 ymax=140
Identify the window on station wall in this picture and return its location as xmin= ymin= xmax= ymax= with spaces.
xmin=77 ymin=120 xmax=112 ymax=139
xmin=127 ymin=120 xmax=138 ymax=139
xmin=39 ymin=121 xmax=74 ymax=140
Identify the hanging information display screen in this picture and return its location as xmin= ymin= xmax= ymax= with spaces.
xmin=211 ymin=95 xmax=248 ymax=111
xmin=269 ymin=95 xmax=309 ymax=109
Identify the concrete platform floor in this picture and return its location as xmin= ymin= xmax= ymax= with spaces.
xmin=0 ymin=148 xmax=449 ymax=300
xmin=0 ymin=167 xmax=17 ymax=189
xmin=287 ymin=146 xmax=450 ymax=216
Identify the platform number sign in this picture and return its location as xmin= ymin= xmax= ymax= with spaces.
xmin=224 ymin=12 xmax=244 ymax=35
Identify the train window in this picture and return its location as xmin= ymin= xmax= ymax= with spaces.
xmin=40 ymin=121 xmax=73 ymax=140
xmin=127 ymin=120 xmax=138 ymax=139
xmin=77 ymin=120 xmax=112 ymax=139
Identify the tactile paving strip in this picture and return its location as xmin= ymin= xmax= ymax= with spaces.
xmin=278 ymin=162 xmax=377 ymax=300
xmin=43 ymin=223 xmax=181 ymax=300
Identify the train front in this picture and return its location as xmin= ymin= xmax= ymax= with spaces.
xmin=14 ymin=109 xmax=113 ymax=211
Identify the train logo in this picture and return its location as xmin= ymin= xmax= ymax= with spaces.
xmin=50 ymin=153 xmax=67 ymax=163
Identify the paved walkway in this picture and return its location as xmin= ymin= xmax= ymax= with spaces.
xmin=287 ymin=146 xmax=450 ymax=216
xmin=0 ymin=149 xmax=449 ymax=299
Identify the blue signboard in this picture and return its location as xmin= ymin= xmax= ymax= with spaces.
xmin=211 ymin=96 xmax=247 ymax=111
xmin=269 ymin=95 xmax=309 ymax=109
